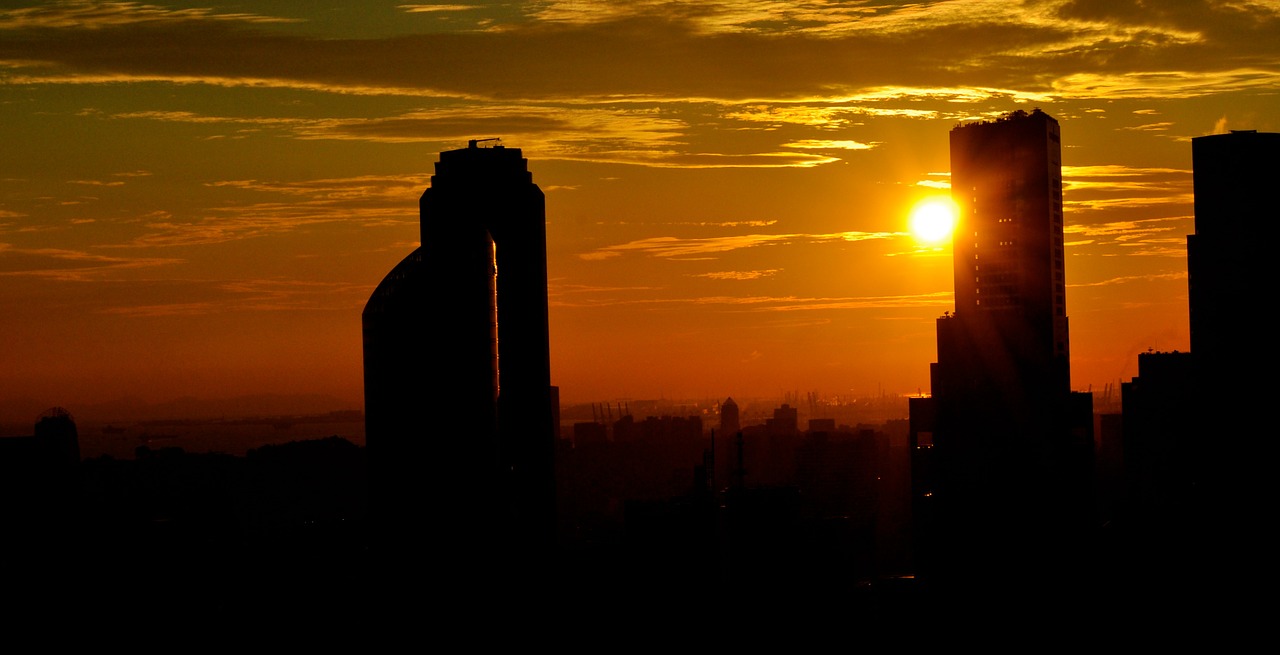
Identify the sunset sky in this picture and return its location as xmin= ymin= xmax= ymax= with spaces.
xmin=2 ymin=1 xmax=1277 ymax=418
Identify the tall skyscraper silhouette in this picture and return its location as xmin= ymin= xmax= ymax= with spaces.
xmin=911 ymin=109 xmax=1094 ymax=597
xmin=719 ymin=397 xmax=740 ymax=436
xmin=363 ymin=139 xmax=555 ymax=592
xmin=1187 ymin=130 xmax=1280 ymax=381
xmin=1185 ymin=129 xmax=1278 ymax=579
xmin=1114 ymin=129 xmax=1278 ymax=614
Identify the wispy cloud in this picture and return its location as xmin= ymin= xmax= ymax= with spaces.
xmin=398 ymin=5 xmax=481 ymax=14
xmin=0 ymin=1 xmax=300 ymax=29
xmin=1068 ymin=271 xmax=1187 ymax=288
xmin=692 ymin=269 xmax=781 ymax=280
xmin=105 ymin=106 xmax=842 ymax=168
xmin=94 ymin=277 xmax=373 ymax=317
xmin=1063 ymin=164 xmax=1194 ymax=213
xmin=549 ymin=289 xmax=952 ymax=311
xmin=1118 ymin=122 xmax=1175 ymax=131
xmin=121 ymin=202 xmax=413 ymax=248
xmin=68 ymin=179 xmax=125 ymax=186
xmin=581 ymin=230 xmax=895 ymax=260
xmin=85 ymin=174 xmax=431 ymax=248
xmin=3 ymin=1 xmax=1275 ymax=105
xmin=783 ymin=139 xmax=875 ymax=150
xmin=0 ymin=244 xmax=180 ymax=280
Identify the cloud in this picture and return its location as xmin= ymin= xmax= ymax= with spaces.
xmin=57 ymin=174 xmax=430 ymax=249
xmin=581 ymin=230 xmax=895 ymax=260
xmin=68 ymin=179 xmax=125 ymax=186
xmin=3 ymin=1 xmax=1275 ymax=105
xmin=0 ymin=1 xmax=300 ymax=30
xmin=1067 ymin=271 xmax=1187 ymax=288
xmin=98 ymin=277 xmax=370 ymax=316
xmin=692 ymin=269 xmax=781 ymax=280
xmin=1063 ymin=164 xmax=1193 ymax=213
xmin=397 ymin=5 xmax=481 ymax=14
xmin=202 ymin=175 xmax=430 ymax=199
xmin=1065 ymin=216 xmax=1192 ymax=257
xmin=549 ymin=289 xmax=953 ymax=311
xmin=1118 ymin=122 xmax=1174 ymax=131
xmin=783 ymin=139 xmax=875 ymax=150
xmin=121 ymin=202 xmax=413 ymax=248
xmin=0 ymin=245 xmax=180 ymax=280
xmin=106 ymin=106 xmax=834 ymax=168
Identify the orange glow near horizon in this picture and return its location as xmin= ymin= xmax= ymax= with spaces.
xmin=3 ymin=1 xmax=1264 ymax=420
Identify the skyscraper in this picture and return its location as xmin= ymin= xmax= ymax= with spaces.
xmin=719 ymin=397 xmax=740 ymax=436
xmin=1185 ymin=129 xmax=1278 ymax=575
xmin=1187 ymin=130 xmax=1280 ymax=378
xmin=363 ymin=139 xmax=555 ymax=590
xmin=911 ymin=109 xmax=1094 ymax=595
xmin=945 ymin=108 xmax=1070 ymax=399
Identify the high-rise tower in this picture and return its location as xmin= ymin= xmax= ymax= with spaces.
xmin=1188 ymin=130 xmax=1280 ymax=375
xmin=945 ymin=108 xmax=1070 ymax=399
xmin=363 ymin=139 xmax=555 ymax=589
xmin=1185 ymin=129 xmax=1279 ymax=569
xmin=911 ymin=109 xmax=1094 ymax=596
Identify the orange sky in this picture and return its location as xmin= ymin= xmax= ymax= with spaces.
xmin=1 ymin=1 xmax=1277 ymax=418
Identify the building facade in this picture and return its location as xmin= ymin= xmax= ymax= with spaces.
xmin=1187 ymin=130 xmax=1280 ymax=378
xmin=911 ymin=109 xmax=1095 ymax=594
xmin=362 ymin=140 xmax=555 ymax=589
xmin=1176 ymin=130 xmax=1277 ymax=585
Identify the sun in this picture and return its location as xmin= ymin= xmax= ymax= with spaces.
xmin=909 ymin=197 xmax=958 ymax=245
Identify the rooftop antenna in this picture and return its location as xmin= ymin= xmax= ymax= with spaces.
xmin=468 ymin=137 xmax=502 ymax=148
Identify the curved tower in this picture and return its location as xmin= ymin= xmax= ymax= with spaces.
xmin=363 ymin=140 xmax=554 ymax=589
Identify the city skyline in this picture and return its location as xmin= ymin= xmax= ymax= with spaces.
xmin=2 ymin=2 xmax=1278 ymax=416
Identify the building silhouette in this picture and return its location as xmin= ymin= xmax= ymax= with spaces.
xmin=910 ymin=109 xmax=1095 ymax=598
xmin=1119 ymin=350 xmax=1198 ymax=531
xmin=1188 ymin=130 xmax=1280 ymax=372
xmin=1117 ymin=130 xmax=1279 ymax=603
xmin=1186 ymin=131 xmax=1278 ymax=520
xmin=719 ymin=396 xmax=740 ymax=436
xmin=0 ymin=407 xmax=81 ymax=584
xmin=362 ymin=139 xmax=555 ymax=591
xmin=0 ymin=406 xmax=80 ymax=521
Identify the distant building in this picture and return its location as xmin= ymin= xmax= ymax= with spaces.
xmin=807 ymin=418 xmax=837 ymax=433
xmin=572 ymin=421 xmax=608 ymax=448
xmin=1120 ymin=351 xmax=1198 ymax=525
xmin=0 ymin=407 xmax=81 ymax=562
xmin=911 ymin=109 xmax=1095 ymax=593
xmin=766 ymin=403 xmax=799 ymax=436
xmin=719 ymin=397 xmax=740 ymax=436
xmin=362 ymin=139 xmax=555 ymax=589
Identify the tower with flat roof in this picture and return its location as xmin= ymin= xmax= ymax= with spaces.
xmin=1188 ymin=130 xmax=1280 ymax=372
xmin=911 ymin=109 xmax=1094 ymax=596
xmin=1185 ymin=129 xmax=1279 ymax=576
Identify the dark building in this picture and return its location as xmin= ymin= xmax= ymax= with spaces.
xmin=362 ymin=139 xmax=555 ymax=590
xmin=0 ymin=407 xmax=81 ymax=572
xmin=1188 ymin=130 xmax=1280 ymax=373
xmin=1115 ymin=130 xmax=1280 ymax=601
xmin=1120 ymin=351 xmax=1199 ymax=529
xmin=719 ymin=397 xmax=740 ymax=436
xmin=766 ymin=403 xmax=799 ymax=436
xmin=1187 ymin=131 xmax=1279 ymax=514
xmin=910 ymin=109 xmax=1095 ymax=597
